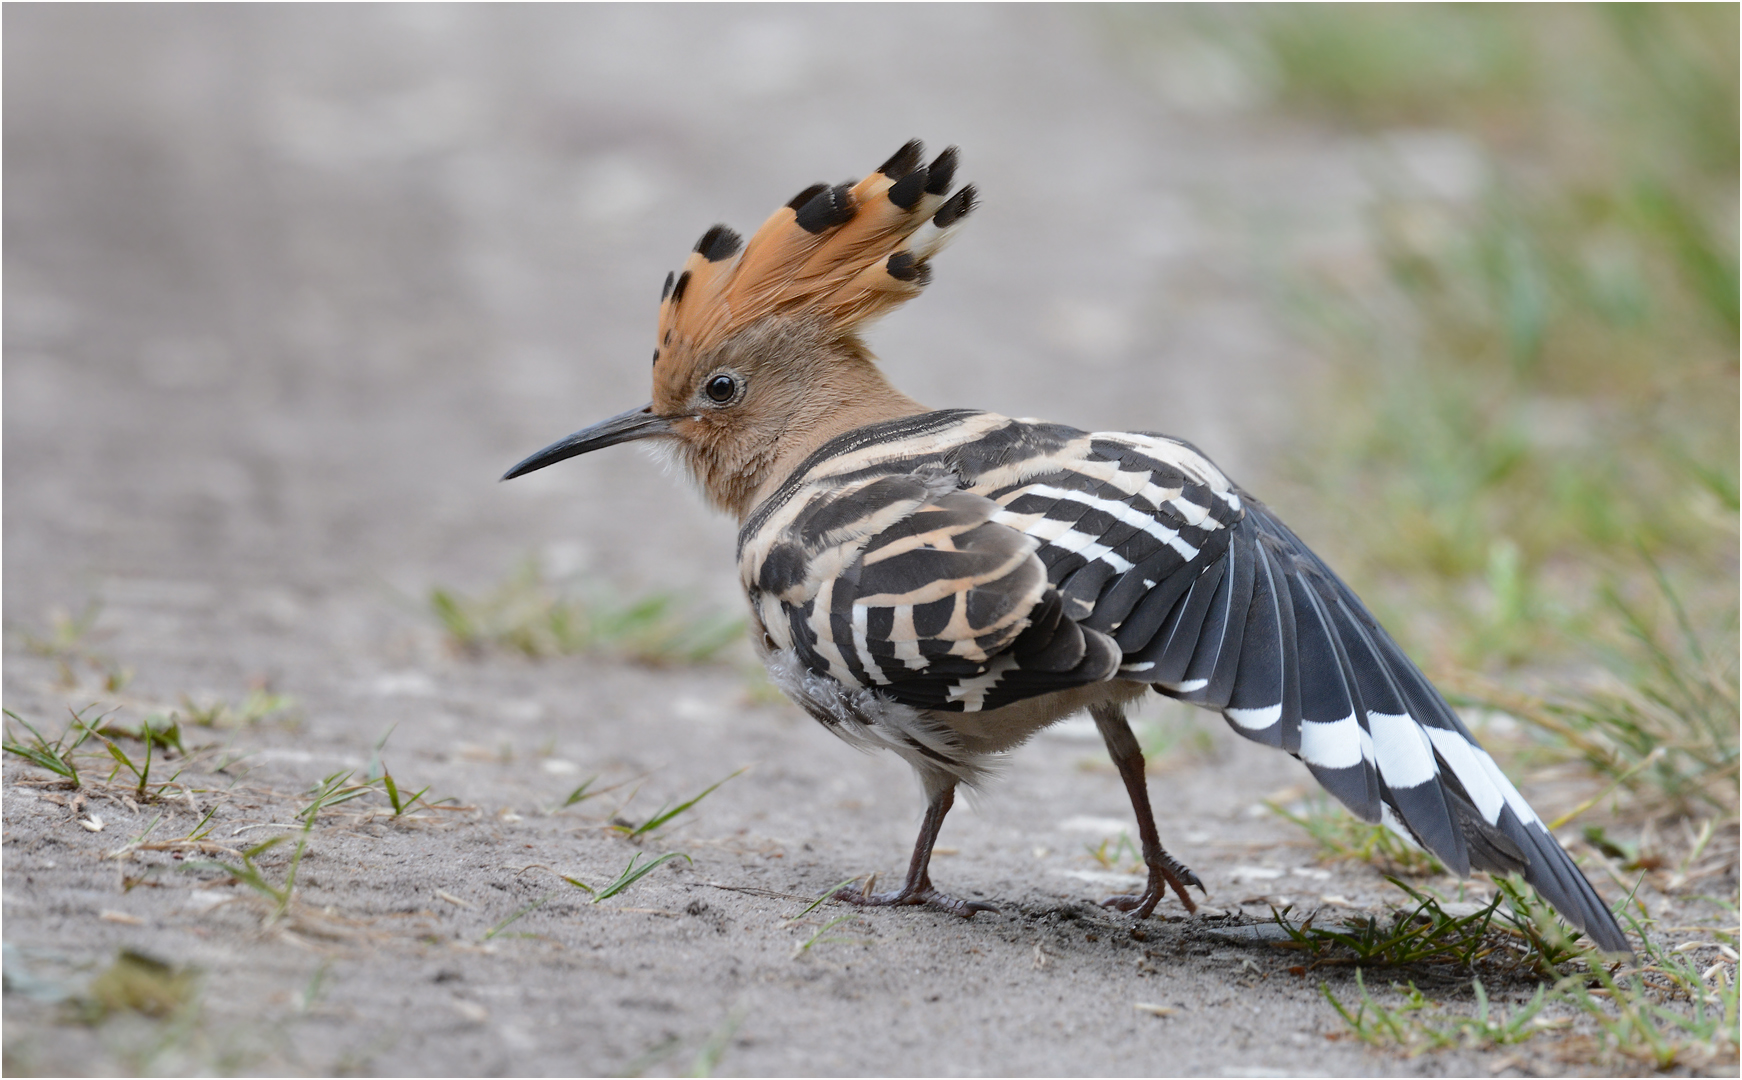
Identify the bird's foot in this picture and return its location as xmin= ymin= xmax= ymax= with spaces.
xmin=829 ymin=877 xmax=997 ymax=918
xmin=1101 ymin=855 xmax=1205 ymax=919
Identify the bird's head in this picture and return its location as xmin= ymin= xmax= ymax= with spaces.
xmin=502 ymin=140 xmax=976 ymax=519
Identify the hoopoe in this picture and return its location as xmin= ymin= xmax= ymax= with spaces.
xmin=504 ymin=140 xmax=1630 ymax=953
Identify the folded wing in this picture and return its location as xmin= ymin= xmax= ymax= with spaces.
xmin=744 ymin=465 xmax=1121 ymax=715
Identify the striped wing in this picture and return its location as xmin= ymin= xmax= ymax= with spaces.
xmin=744 ymin=463 xmax=1121 ymax=712
xmin=971 ymin=429 xmax=1627 ymax=952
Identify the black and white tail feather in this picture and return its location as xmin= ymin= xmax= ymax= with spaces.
xmin=740 ymin=409 xmax=1631 ymax=953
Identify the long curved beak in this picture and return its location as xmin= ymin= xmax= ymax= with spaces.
xmin=500 ymin=404 xmax=673 ymax=480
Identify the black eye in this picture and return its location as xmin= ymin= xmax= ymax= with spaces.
xmin=705 ymin=374 xmax=737 ymax=403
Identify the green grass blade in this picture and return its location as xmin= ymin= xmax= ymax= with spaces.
xmin=787 ymin=879 xmax=861 ymax=922
xmin=795 ymin=913 xmax=856 ymax=954
xmin=2 ymin=711 xmax=80 ymax=783
xmin=563 ymin=775 xmax=601 ymax=807
xmin=627 ymin=768 xmax=745 ymax=838
xmin=483 ymin=891 xmax=554 ymax=940
xmin=593 ymin=852 xmax=691 ymax=902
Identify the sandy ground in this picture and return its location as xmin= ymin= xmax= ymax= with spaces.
xmin=2 ymin=7 xmax=1691 ymax=1077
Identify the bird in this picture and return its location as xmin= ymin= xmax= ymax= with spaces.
xmin=503 ymin=139 xmax=1630 ymax=953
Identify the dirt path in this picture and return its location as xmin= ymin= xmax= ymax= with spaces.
xmin=3 ymin=8 xmax=1626 ymax=1076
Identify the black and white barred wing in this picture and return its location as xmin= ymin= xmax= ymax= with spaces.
xmin=967 ymin=426 xmax=1628 ymax=952
xmin=741 ymin=466 xmax=1121 ymax=714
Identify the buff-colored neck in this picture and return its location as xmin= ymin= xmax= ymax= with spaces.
xmin=674 ymin=339 xmax=928 ymax=521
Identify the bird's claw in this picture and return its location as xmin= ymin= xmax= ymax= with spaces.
xmin=1101 ymin=856 xmax=1204 ymax=919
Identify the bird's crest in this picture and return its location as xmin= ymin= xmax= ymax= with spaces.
xmin=652 ymin=140 xmax=976 ymax=374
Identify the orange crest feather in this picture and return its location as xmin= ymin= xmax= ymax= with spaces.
xmin=652 ymin=140 xmax=976 ymax=372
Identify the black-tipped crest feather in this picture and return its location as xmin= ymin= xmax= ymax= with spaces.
xmin=933 ymin=185 xmax=976 ymax=228
xmin=653 ymin=140 xmax=976 ymax=360
xmin=925 ymin=147 xmax=959 ymax=195
xmin=877 ymin=139 xmax=926 ymax=179
xmin=694 ymin=224 xmax=744 ymax=262
xmin=786 ymin=182 xmax=830 ymax=211
xmin=795 ymin=182 xmax=857 ymax=233
xmin=887 ymin=167 xmax=930 ymax=210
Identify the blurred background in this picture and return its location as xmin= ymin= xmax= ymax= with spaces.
xmin=8 ymin=2 xmax=1733 ymax=821
xmin=3 ymin=7 xmax=1736 ymax=1071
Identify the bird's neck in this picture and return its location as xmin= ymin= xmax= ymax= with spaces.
xmin=692 ymin=351 xmax=928 ymax=522
xmin=762 ymin=361 xmax=929 ymax=503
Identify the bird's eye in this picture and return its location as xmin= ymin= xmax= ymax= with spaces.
xmin=705 ymin=374 xmax=737 ymax=403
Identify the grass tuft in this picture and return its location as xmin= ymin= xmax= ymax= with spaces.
xmin=2 ymin=706 xmax=100 ymax=785
xmin=1084 ymin=832 xmax=1143 ymax=874
xmin=1321 ymin=908 xmax=1738 ymax=1068
xmin=294 ymin=766 xmax=439 ymax=824
xmin=18 ymin=602 xmax=133 ymax=691
xmin=180 ymin=689 xmax=297 ymax=730
xmin=1271 ymin=877 xmax=1508 ymax=970
xmin=1278 ymin=875 xmax=1736 ymax=1067
xmin=187 ymin=822 xmax=312 ymax=927
xmin=78 ymin=950 xmax=200 ymax=1025
xmin=1446 ymin=567 xmax=1738 ymax=821
xmin=792 ymin=914 xmax=868 ymax=958
xmin=431 ymin=559 xmax=743 ymax=665
xmin=1324 ymin=970 xmax=1562 ymax=1057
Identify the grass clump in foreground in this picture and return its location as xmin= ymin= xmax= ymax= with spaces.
xmin=3 ymin=706 xmax=100 ymax=785
xmin=431 ymin=558 xmax=743 ymax=665
xmin=1323 ymin=923 xmax=1738 ymax=1070
xmin=1271 ymin=877 xmax=1738 ymax=1069
xmin=4 ymin=705 xmax=201 ymax=805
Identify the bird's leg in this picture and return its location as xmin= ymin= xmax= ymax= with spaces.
xmin=833 ymin=780 xmax=997 ymax=917
xmin=1090 ymin=702 xmax=1204 ymax=918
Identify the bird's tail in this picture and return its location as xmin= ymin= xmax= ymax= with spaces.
xmin=1199 ymin=506 xmax=1634 ymax=954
